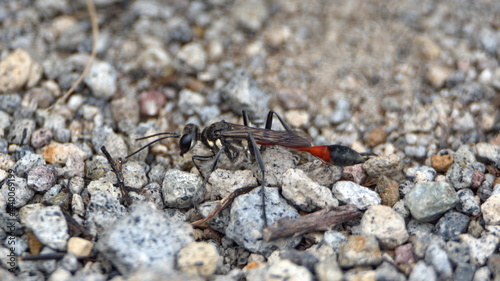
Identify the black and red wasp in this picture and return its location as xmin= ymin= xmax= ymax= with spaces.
xmin=127 ymin=110 xmax=367 ymax=226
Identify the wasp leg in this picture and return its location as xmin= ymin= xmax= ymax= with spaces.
xmin=265 ymin=110 xmax=293 ymax=131
xmin=192 ymin=148 xmax=226 ymax=210
xmin=246 ymin=132 xmax=268 ymax=228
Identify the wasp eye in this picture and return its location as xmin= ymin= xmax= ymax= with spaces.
xmin=179 ymin=134 xmax=193 ymax=156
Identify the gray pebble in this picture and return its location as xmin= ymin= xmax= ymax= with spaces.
xmin=141 ymin=182 xmax=164 ymax=210
xmin=473 ymin=266 xmax=492 ymax=281
xmin=208 ymin=169 xmax=258 ymax=199
xmin=178 ymin=88 xmax=205 ymax=116
xmin=446 ymin=163 xmax=475 ymax=190
xmin=331 ymin=181 xmax=381 ymax=210
xmin=475 ymin=142 xmax=500 ymax=167
xmin=456 ymin=189 xmax=480 ymax=216
xmin=177 ymin=42 xmax=207 ymax=72
xmin=330 ymin=99 xmax=351 ymax=124
xmin=424 ymin=242 xmax=453 ymax=278
xmin=315 ymin=256 xmax=343 ymax=281
xmin=375 ymin=262 xmax=407 ymax=281
xmin=72 ymin=194 xmax=85 ymax=216
xmin=225 ymin=187 xmax=300 ymax=255
xmin=8 ymin=119 xmax=36 ymax=145
xmin=85 ymin=192 xmax=127 ymax=237
xmin=87 ymin=174 xmax=121 ymax=200
xmin=454 ymin=145 xmax=477 ymax=164
xmin=1 ymin=175 xmax=34 ymax=208
xmin=281 ymin=169 xmax=338 ymax=212
xmin=408 ymin=260 xmax=437 ymax=281
xmin=68 ymin=176 xmax=84 ymax=194
xmin=404 ymin=145 xmax=427 ymax=159
xmin=30 ymin=128 xmax=53 ymax=149
xmin=323 ymin=230 xmax=348 ymax=253
xmin=433 ymin=211 xmax=470 ymax=241
xmin=83 ymin=60 xmax=117 ymax=99
xmin=176 ymin=241 xmax=221 ymax=278
xmin=122 ymin=161 xmax=147 ymax=189
xmin=0 ymin=110 xmax=11 ymax=132
xmin=298 ymin=161 xmax=342 ymax=188
xmin=27 ymin=164 xmax=56 ymax=192
xmin=24 ymin=205 xmax=69 ymax=251
xmin=338 ymin=235 xmax=383 ymax=267
xmin=404 ymin=182 xmax=458 ymax=222
xmin=85 ymin=155 xmax=110 ymax=180
xmin=0 ymin=94 xmax=21 ymax=114
xmin=219 ymin=69 xmax=270 ymax=118
xmin=460 ymin=234 xmax=499 ymax=266
xmin=446 ymin=240 xmax=471 ymax=265
xmin=162 ymin=169 xmax=201 ymax=208
xmin=359 ymin=205 xmax=409 ymax=249
xmin=97 ymin=203 xmax=193 ymax=275
xmin=232 ymin=0 xmax=268 ymax=31
xmin=198 ymin=200 xmax=231 ymax=232
xmin=454 ymin=263 xmax=477 ymax=281
xmin=256 ymin=146 xmax=298 ymax=187
xmin=110 ymin=97 xmax=140 ymax=125
xmin=13 ymin=150 xmax=45 ymax=177
xmin=363 ymin=154 xmax=402 ymax=177
xmin=406 ymin=165 xmax=437 ymax=182
xmin=393 ymin=200 xmax=410 ymax=219
xmin=148 ymin=164 xmax=165 ymax=184
xmin=407 ymin=220 xmax=434 ymax=237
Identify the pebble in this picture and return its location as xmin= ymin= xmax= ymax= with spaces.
xmin=110 ymin=96 xmax=140 ymax=125
xmin=42 ymin=143 xmax=86 ymax=177
xmin=404 ymin=107 xmax=438 ymax=133
xmin=247 ymin=259 xmax=312 ymax=281
xmin=473 ymin=266 xmax=492 ymax=281
xmin=408 ymin=260 xmax=437 ymax=281
xmin=0 ymin=49 xmax=33 ymax=93
xmin=85 ymin=192 xmax=127 ymax=237
xmin=225 ymin=187 xmax=300 ymax=255
xmin=337 ymin=235 xmax=383 ymax=267
xmin=456 ymin=189 xmax=480 ymax=216
xmin=454 ymin=263 xmax=477 ymax=281
xmin=363 ymin=154 xmax=402 ymax=177
xmin=431 ymin=150 xmax=454 ymax=173
xmin=359 ymin=205 xmax=409 ymax=249
xmin=31 ymin=128 xmax=53 ymax=149
xmin=395 ymin=243 xmax=416 ymax=273
xmin=433 ymin=211 xmax=470 ymax=241
xmin=299 ymin=161 xmax=343 ymax=188
xmin=454 ymin=145 xmax=477 ymax=164
xmin=425 ymin=243 xmax=453 ymax=279
xmin=376 ymin=262 xmax=407 ymax=281
xmin=446 ymin=163 xmax=475 ymax=190
xmin=315 ymin=256 xmax=343 ymax=281
xmin=96 ymin=203 xmax=194 ymax=275
xmin=404 ymin=181 xmax=458 ymax=222
xmin=83 ymin=60 xmax=117 ymax=99
xmin=376 ymin=175 xmax=400 ymax=207
xmin=481 ymin=193 xmax=500 ymax=225
xmin=1 ymin=175 xmax=34 ymax=208
xmin=139 ymin=91 xmax=166 ymax=117
xmin=178 ymin=88 xmax=205 ymax=116
xmin=256 ymin=146 xmax=298 ymax=187
xmin=87 ymin=175 xmax=121 ymax=200
xmin=331 ymin=181 xmax=381 ymax=210
xmin=365 ymin=127 xmax=387 ymax=148
xmin=281 ymin=169 xmax=338 ymax=212
xmin=122 ymin=161 xmax=147 ymax=189
xmin=474 ymin=142 xmax=500 ymax=167
xmin=232 ymin=0 xmax=268 ymax=31
xmin=26 ymin=164 xmax=56 ymax=192
xmin=460 ymin=234 xmax=499 ymax=266
xmin=219 ymin=69 xmax=270 ymax=119
xmin=329 ymin=99 xmax=351 ymax=124
xmin=68 ymin=176 xmax=84 ymax=194
xmin=71 ymin=194 xmax=85 ymax=216
xmin=198 ymin=200 xmax=231 ymax=232
xmin=84 ymin=156 xmax=110 ymax=180
xmin=67 ymin=237 xmax=93 ymax=258
xmin=162 ymin=169 xmax=201 ymax=208
xmin=208 ymin=169 xmax=258 ymax=198
xmin=24 ymin=205 xmax=69 ymax=251
xmin=323 ymin=230 xmax=348 ymax=253
xmin=427 ymin=64 xmax=451 ymax=89
xmin=406 ymin=165 xmax=437 ymax=182
xmin=137 ymin=45 xmax=172 ymax=75
xmin=487 ymin=254 xmax=500 ymax=280
xmin=283 ymin=110 xmax=309 ymax=128
xmin=26 ymin=87 xmax=54 ymax=109
xmin=12 ymin=153 xmax=45 ymax=177
xmin=7 ymin=119 xmax=36 ymax=145
xmin=177 ymin=42 xmax=207 ymax=72
xmin=177 ymin=242 xmax=221 ymax=278
xmin=0 ymin=94 xmax=21 ymax=114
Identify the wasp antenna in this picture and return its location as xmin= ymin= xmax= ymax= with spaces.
xmin=126 ymin=134 xmax=180 ymax=159
xmin=135 ymin=132 xmax=180 ymax=141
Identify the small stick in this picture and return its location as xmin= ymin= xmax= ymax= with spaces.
xmin=191 ymin=184 xmax=259 ymax=228
xmin=263 ymin=204 xmax=361 ymax=242
xmin=101 ymin=146 xmax=132 ymax=206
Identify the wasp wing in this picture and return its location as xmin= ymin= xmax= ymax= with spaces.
xmin=220 ymin=124 xmax=312 ymax=148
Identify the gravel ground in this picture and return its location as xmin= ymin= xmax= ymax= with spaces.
xmin=1 ymin=0 xmax=500 ymax=280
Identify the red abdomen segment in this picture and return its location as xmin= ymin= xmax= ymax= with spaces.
xmin=296 ymin=145 xmax=365 ymax=166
